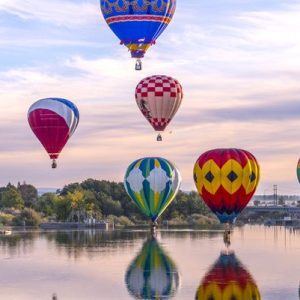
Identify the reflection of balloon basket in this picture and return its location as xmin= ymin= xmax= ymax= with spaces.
xmin=157 ymin=133 xmax=162 ymax=141
xmin=223 ymin=223 xmax=233 ymax=248
xmin=150 ymin=221 xmax=158 ymax=237
xmin=51 ymin=159 xmax=57 ymax=169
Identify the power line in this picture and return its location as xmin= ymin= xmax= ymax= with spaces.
xmin=273 ymin=184 xmax=278 ymax=206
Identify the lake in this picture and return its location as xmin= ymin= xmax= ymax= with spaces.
xmin=0 ymin=226 xmax=299 ymax=299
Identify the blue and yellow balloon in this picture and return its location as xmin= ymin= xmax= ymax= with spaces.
xmin=124 ymin=157 xmax=181 ymax=231
xmin=125 ymin=238 xmax=180 ymax=299
xmin=100 ymin=0 xmax=176 ymax=70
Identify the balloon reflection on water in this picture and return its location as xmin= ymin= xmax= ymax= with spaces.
xmin=196 ymin=251 xmax=261 ymax=300
xmin=125 ymin=238 xmax=180 ymax=299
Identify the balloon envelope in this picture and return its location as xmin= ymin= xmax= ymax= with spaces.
xmin=193 ymin=148 xmax=260 ymax=224
xmin=125 ymin=238 xmax=180 ymax=299
xmin=124 ymin=157 xmax=181 ymax=221
xmin=28 ymin=98 xmax=79 ymax=161
xmin=100 ymin=0 xmax=176 ymax=59
xmin=196 ymin=252 xmax=261 ymax=300
xmin=135 ymin=75 xmax=183 ymax=134
xmin=297 ymin=159 xmax=300 ymax=184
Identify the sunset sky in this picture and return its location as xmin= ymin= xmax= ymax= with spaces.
xmin=1 ymin=0 xmax=300 ymax=194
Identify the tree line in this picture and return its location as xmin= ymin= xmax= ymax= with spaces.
xmin=0 ymin=179 xmax=217 ymax=227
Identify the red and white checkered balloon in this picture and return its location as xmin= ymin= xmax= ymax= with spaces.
xmin=135 ymin=75 xmax=183 ymax=133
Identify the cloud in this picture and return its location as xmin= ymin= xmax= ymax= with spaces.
xmin=0 ymin=0 xmax=99 ymax=27
xmin=161 ymin=1 xmax=300 ymax=76
xmin=0 ymin=47 xmax=300 ymax=192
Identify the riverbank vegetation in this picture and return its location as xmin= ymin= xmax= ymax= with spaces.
xmin=0 ymin=179 xmax=218 ymax=227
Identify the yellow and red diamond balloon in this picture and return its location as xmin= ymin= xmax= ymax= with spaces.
xmin=196 ymin=251 xmax=261 ymax=300
xmin=193 ymin=148 xmax=260 ymax=224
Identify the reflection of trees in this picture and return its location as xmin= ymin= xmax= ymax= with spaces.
xmin=125 ymin=238 xmax=180 ymax=299
xmin=196 ymin=251 xmax=261 ymax=300
xmin=0 ymin=232 xmax=36 ymax=256
xmin=44 ymin=229 xmax=226 ymax=260
xmin=44 ymin=230 xmax=151 ymax=260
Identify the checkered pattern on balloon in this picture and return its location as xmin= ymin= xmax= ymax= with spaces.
xmin=135 ymin=75 xmax=183 ymax=140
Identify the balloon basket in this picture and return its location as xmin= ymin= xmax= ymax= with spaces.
xmin=51 ymin=159 xmax=57 ymax=169
xmin=135 ymin=59 xmax=142 ymax=71
xmin=150 ymin=221 xmax=158 ymax=237
xmin=157 ymin=134 xmax=162 ymax=141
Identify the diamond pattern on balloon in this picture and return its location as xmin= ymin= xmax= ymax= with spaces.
xmin=126 ymin=168 xmax=145 ymax=193
xmin=205 ymin=171 xmax=214 ymax=183
xmin=127 ymin=267 xmax=144 ymax=293
xmin=147 ymin=167 xmax=170 ymax=193
xmin=227 ymin=171 xmax=238 ymax=182
xmin=249 ymin=171 xmax=256 ymax=182
xmin=171 ymin=168 xmax=181 ymax=192
xmin=149 ymin=268 xmax=168 ymax=292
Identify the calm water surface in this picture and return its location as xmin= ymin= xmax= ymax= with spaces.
xmin=0 ymin=225 xmax=299 ymax=300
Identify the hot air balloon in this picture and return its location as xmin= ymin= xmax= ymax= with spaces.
xmin=100 ymin=0 xmax=176 ymax=70
xmin=125 ymin=238 xmax=180 ymax=299
xmin=124 ymin=157 xmax=181 ymax=233
xmin=193 ymin=148 xmax=260 ymax=245
xmin=196 ymin=251 xmax=261 ymax=300
xmin=28 ymin=98 xmax=79 ymax=168
xmin=135 ymin=75 xmax=183 ymax=141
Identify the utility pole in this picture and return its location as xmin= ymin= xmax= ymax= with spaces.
xmin=273 ymin=184 xmax=278 ymax=206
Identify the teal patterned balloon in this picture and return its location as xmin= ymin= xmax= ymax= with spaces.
xmin=297 ymin=158 xmax=300 ymax=184
xmin=124 ymin=157 xmax=181 ymax=222
xmin=125 ymin=238 xmax=180 ymax=299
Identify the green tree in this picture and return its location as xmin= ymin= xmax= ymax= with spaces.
xmin=83 ymin=190 xmax=100 ymax=217
xmin=1 ymin=184 xmax=24 ymax=209
xmin=164 ymin=191 xmax=210 ymax=220
xmin=13 ymin=208 xmax=42 ymax=226
xmin=60 ymin=183 xmax=82 ymax=196
xmin=35 ymin=193 xmax=58 ymax=216
xmin=54 ymin=197 xmax=71 ymax=221
xmin=100 ymin=195 xmax=123 ymax=216
xmin=17 ymin=182 xmax=38 ymax=208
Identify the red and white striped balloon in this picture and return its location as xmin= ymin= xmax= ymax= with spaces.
xmin=28 ymin=98 xmax=79 ymax=168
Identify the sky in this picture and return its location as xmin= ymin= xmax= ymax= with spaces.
xmin=1 ymin=0 xmax=300 ymax=194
